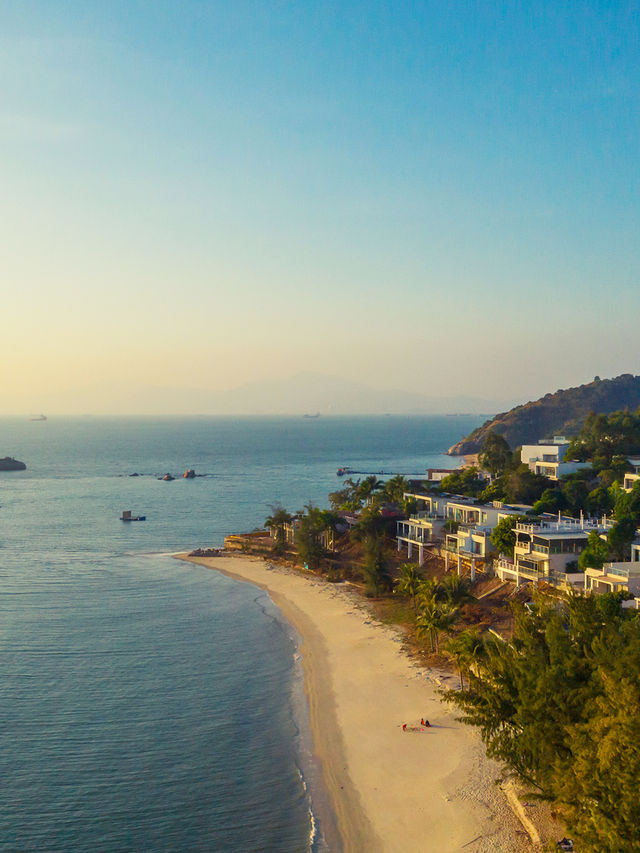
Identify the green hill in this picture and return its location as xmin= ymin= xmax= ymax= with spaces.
xmin=448 ymin=374 xmax=640 ymax=455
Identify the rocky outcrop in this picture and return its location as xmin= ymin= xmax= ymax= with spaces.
xmin=448 ymin=374 xmax=640 ymax=455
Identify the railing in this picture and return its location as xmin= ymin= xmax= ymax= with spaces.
xmin=516 ymin=518 xmax=614 ymax=534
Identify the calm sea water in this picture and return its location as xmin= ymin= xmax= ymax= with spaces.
xmin=0 ymin=415 xmax=483 ymax=852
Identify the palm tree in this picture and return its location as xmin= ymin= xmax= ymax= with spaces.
xmin=381 ymin=474 xmax=409 ymax=504
xmin=358 ymin=475 xmax=384 ymax=505
xmin=415 ymin=595 xmax=441 ymax=652
xmin=264 ymin=505 xmax=292 ymax=554
xmin=435 ymin=603 xmax=459 ymax=651
xmin=416 ymin=578 xmax=440 ymax=607
xmin=395 ymin=563 xmax=423 ymax=612
xmin=415 ymin=597 xmax=459 ymax=653
xmin=440 ymin=573 xmax=474 ymax=606
xmin=446 ymin=629 xmax=485 ymax=689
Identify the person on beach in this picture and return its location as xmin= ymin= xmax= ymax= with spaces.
xmin=424 ymin=719 xmax=431 ymax=727
xmin=402 ymin=723 xmax=406 ymax=731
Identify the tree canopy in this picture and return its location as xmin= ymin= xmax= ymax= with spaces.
xmin=443 ymin=592 xmax=640 ymax=852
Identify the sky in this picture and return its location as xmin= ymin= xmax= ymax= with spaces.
xmin=2 ymin=1 xmax=639 ymax=413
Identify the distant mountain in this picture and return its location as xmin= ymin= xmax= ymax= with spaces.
xmin=4 ymin=372 xmax=508 ymax=416
xmin=447 ymin=374 xmax=640 ymax=455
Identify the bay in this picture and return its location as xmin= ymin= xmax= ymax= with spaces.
xmin=0 ymin=414 xmax=483 ymax=852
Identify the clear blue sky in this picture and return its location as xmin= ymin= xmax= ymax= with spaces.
xmin=2 ymin=1 xmax=638 ymax=411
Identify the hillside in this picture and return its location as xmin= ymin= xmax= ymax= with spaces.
xmin=448 ymin=374 xmax=640 ymax=455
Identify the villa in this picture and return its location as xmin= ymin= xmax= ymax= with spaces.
xmin=584 ymin=561 xmax=640 ymax=598
xmin=520 ymin=436 xmax=592 ymax=481
xmin=396 ymin=494 xmax=526 ymax=567
xmin=495 ymin=515 xmax=614 ymax=589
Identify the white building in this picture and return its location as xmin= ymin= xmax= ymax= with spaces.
xmin=396 ymin=493 xmax=447 ymax=564
xmin=396 ymin=494 xmax=527 ymax=566
xmin=584 ymin=561 xmax=640 ymax=598
xmin=495 ymin=515 xmax=614 ymax=589
xmin=520 ymin=436 xmax=591 ymax=481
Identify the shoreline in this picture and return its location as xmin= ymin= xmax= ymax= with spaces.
xmin=177 ymin=553 xmax=532 ymax=853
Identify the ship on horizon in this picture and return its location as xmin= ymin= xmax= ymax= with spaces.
xmin=0 ymin=457 xmax=27 ymax=471
xmin=29 ymin=414 xmax=47 ymax=422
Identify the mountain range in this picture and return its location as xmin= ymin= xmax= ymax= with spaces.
xmin=6 ymin=372 xmax=508 ymax=416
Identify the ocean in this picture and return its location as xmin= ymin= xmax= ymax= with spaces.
xmin=0 ymin=414 xmax=483 ymax=852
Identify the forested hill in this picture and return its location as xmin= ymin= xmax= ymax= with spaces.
xmin=448 ymin=374 xmax=640 ymax=455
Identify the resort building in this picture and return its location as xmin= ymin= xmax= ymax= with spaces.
xmin=520 ymin=437 xmax=591 ymax=481
xmin=396 ymin=494 xmax=526 ymax=567
xmin=396 ymin=493 xmax=447 ymax=564
xmin=441 ymin=499 xmax=526 ymax=561
xmin=495 ymin=515 xmax=614 ymax=589
xmin=584 ymin=561 xmax=640 ymax=598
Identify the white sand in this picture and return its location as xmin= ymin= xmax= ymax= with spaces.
xmin=177 ymin=554 xmax=532 ymax=853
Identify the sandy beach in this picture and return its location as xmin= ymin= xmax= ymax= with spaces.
xmin=178 ymin=554 xmax=533 ymax=853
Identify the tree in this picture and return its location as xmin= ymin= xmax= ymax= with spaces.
xmin=395 ymin=563 xmax=423 ymax=612
xmin=446 ymin=629 xmax=485 ymax=689
xmin=489 ymin=515 xmax=526 ymax=558
xmin=357 ymin=475 xmax=384 ymax=504
xmin=439 ymin=466 xmax=485 ymax=498
xmin=264 ymin=505 xmax=292 ymax=554
xmin=415 ymin=595 xmax=441 ymax=652
xmin=554 ymin=618 xmax=640 ymax=852
xmin=380 ymin=474 xmax=409 ymax=505
xmin=532 ymin=486 xmax=566 ymax=515
xmin=479 ymin=431 xmax=512 ymax=477
xmin=295 ymin=504 xmax=334 ymax=570
xmin=607 ymin=516 xmax=637 ymax=561
xmin=361 ymin=533 xmax=392 ymax=596
xmin=578 ymin=530 xmax=610 ymax=571
xmin=500 ymin=465 xmax=548 ymax=504
xmin=442 ymin=590 xmax=637 ymax=840
xmin=439 ymin=572 xmax=474 ymax=606
xmin=328 ymin=477 xmax=361 ymax=511
xmin=415 ymin=595 xmax=458 ymax=652
xmin=586 ymin=485 xmax=614 ymax=517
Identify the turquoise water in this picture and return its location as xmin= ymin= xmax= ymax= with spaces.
xmin=0 ymin=415 xmax=482 ymax=852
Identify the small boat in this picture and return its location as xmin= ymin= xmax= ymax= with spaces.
xmin=183 ymin=469 xmax=196 ymax=479
xmin=0 ymin=457 xmax=26 ymax=471
xmin=120 ymin=510 xmax=146 ymax=521
xmin=336 ymin=467 xmax=355 ymax=477
xmin=160 ymin=473 xmax=175 ymax=481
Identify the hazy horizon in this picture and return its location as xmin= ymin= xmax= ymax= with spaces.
xmin=3 ymin=3 xmax=638 ymax=412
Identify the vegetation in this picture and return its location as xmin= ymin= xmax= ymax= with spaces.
xmin=329 ymin=473 xmax=416 ymax=515
xmin=294 ymin=504 xmax=337 ymax=570
xmin=394 ymin=563 xmax=423 ymax=611
xmin=443 ymin=593 xmax=640 ymax=852
xmin=478 ymin=430 xmax=512 ymax=477
xmin=264 ymin=504 xmax=292 ymax=555
xmin=489 ymin=515 xmax=527 ymax=558
xmin=361 ymin=533 xmax=392 ymax=596
xmin=439 ymin=466 xmax=485 ymax=497
xmin=566 ymin=408 xmax=640 ymax=472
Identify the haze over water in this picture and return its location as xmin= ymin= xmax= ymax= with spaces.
xmin=0 ymin=415 xmax=482 ymax=852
